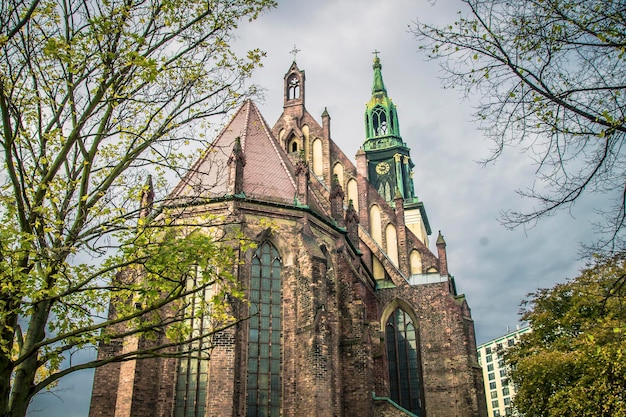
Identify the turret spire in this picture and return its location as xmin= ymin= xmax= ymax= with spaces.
xmin=371 ymin=51 xmax=387 ymax=94
xmin=364 ymin=53 xmax=400 ymax=141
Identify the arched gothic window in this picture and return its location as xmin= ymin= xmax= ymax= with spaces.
xmin=386 ymin=308 xmax=424 ymax=416
xmin=312 ymin=139 xmax=323 ymax=176
xmin=247 ymin=242 xmax=282 ymax=417
xmin=287 ymin=76 xmax=300 ymax=100
xmin=288 ymin=136 xmax=299 ymax=153
xmin=378 ymin=181 xmax=392 ymax=202
xmin=372 ymin=106 xmax=388 ymax=136
xmin=174 ymin=267 xmax=213 ymax=417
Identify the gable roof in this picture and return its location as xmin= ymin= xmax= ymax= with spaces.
xmin=170 ymin=100 xmax=299 ymax=205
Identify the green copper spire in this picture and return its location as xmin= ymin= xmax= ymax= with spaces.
xmin=361 ymin=53 xmax=432 ymax=239
xmin=362 ymin=53 xmax=418 ymax=206
xmin=364 ymin=53 xmax=402 ymax=144
xmin=371 ymin=54 xmax=387 ymax=94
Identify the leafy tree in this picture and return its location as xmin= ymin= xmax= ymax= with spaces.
xmin=411 ymin=0 xmax=626 ymax=251
xmin=0 ymin=0 xmax=275 ymax=416
xmin=506 ymin=252 xmax=626 ymax=417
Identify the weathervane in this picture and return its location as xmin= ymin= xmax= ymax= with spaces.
xmin=290 ymin=44 xmax=301 ymax=61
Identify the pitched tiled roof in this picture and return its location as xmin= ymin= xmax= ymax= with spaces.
xmin=170 ymin=100 xmax=298 ymax=205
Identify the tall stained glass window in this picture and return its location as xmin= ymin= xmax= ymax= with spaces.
xmin=247 ymin=242 xmax=282 ymax=417
xmin=174 ymin=267 xmax=213 ymax=417
xmin=386 ymin=308 xmax=424 ymax=416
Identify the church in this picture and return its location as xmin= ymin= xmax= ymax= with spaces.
xmin=89 ymin=56 xmax=487 ymax=417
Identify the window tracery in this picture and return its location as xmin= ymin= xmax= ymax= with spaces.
xmin=174 ymin=267 xmax=213 ymax=417
xmin=287 ymin=76 xmax=300 ymax=100
xmin=247 ymin=242 xmax=282 ymax=417
xmin=372 ymin=106 xmax=388 ymax=136
xmin=386 ymin=308 xmax=424 ymax=416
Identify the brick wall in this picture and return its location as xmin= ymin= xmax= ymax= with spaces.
xmin=89 ymin=205 xmax=485 ymax=417
xmin=377 ymin=282 xmax=487 ymax=417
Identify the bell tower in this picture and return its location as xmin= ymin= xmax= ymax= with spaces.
xmin=363 ymin=53 xmax=415 ymax=202
xmin=283 ymin=61 xmax=305 ymax=115
xmin=362 ymin=53 xmax=432 ymax=244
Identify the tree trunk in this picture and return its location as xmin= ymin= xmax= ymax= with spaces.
xmin=9 ymin=300 xmax=51 ymax=417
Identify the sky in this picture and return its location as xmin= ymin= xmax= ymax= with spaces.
xmin=28 ymin=0 xmax=600 ymax=415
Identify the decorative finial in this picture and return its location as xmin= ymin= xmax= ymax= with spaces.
xmin=436 ymin=230 xmax=446 ymax=245
xmin=290 ymin=44 xmax=301 ymax=61
xmin=372 ymin=50 xmax=382 ymax=71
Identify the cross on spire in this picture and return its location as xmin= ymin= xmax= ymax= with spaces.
xmin=372 ymin=49 xmax=380 ymax=58
xmin=290 ymin=44 xmax=301 ymax=61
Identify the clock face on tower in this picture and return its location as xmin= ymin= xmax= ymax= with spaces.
xmin=375 ymin=161 xmax=390 ymax=175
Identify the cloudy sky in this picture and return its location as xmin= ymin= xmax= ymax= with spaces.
xmin=29 ymin=0 xmax=600 ymax=415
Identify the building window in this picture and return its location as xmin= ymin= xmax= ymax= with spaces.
xmin=174 ymin=267 xmax=213 ymax=417
xmin=491 ymin=391 xmax=498 ymax=399
xmin=487 ymin=364 xmax=494 ymax=372
xmin=289 ymin=139 xmax=298 ymax=153
xmin=502 ymin=387 xmax=510 ymax=396
xmin=287 ymin=76 xmax=300 ymax=100
xmin=500 ymin=369 xmax=507 ymax=378
xmin=505 ymin=407 xmax=512 ymax=416
xmin=312 ymin=138 xmax=323 ymax=176
xmin=378 ymin=180 xmax=393 ymax=202
xmin=496 ymin=343 xmax=503 ymax=350
xmin=507 ymin=338 xmax=515 ymax=347
xmin=493 ymin=410 xmax=501 ymax=417
xmin=488 ymin=373 xmax=495 ymax=381
xmin=485 ymin=347 xmax=492 ymax=354
xmin=492 ymin=400 xmax=499 ymax=408
xmin=486 ymin=354 xmax=493 ymax=363
xmin=247 ymin=242 xmax=282 ymax=417
xmin=372 ymin=106 xmax=388 ymax=136
xmin=386 ymin=308 xmax=424 ymax=416
xmin=489 ymin=382 xmax=497 ymax=390
xmin=504 ymin=397 xmax=511 ymax=406
xmin=498 ymin=359 xmax=505 ymax=367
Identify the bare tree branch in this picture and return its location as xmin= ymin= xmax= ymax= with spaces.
xmin=412 ymin=0 xmax=626 ymax=251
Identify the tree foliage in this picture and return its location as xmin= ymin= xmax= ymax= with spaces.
xmin=0 ymin=0 xmax=275 ymax=416
xmin=412 ymin=0 xmax=626 ymax=251
xmin=507 ymin=252 xmax=626 ymax=417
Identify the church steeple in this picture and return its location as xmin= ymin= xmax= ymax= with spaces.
xmin=364 ymin=53 xmax=401 ymax=143
xmin=283 ymin=61 xmax=305 ymax=112
xmin=363 ymin=53 xmax=414 ymax=203
xmin=361 ymin=53 xmax=432 ymax=244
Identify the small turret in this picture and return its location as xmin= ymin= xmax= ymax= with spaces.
xmin=322 ymin=107 xmax=331 ymax=142
xmin=330 ymin=174 xmax=345 ymax=227
xmin=294 ymin=153 xmax=310 ymax=207
xmin=436 ymin=231 xmax=448 ymax=277
xmin=344 ymin=200 xmax=360 ymax=245
xmin=227 ymin=136 xmax=246 ymax=195
xmin=139 ymin=175 xmax=154 ymax=219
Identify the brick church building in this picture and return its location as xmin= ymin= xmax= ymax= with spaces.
xmin=89 ymin=57 xmax=487 ymax=417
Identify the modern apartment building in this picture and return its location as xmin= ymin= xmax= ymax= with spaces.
xmin=477 ymin=326 xmax=531 ymax=417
